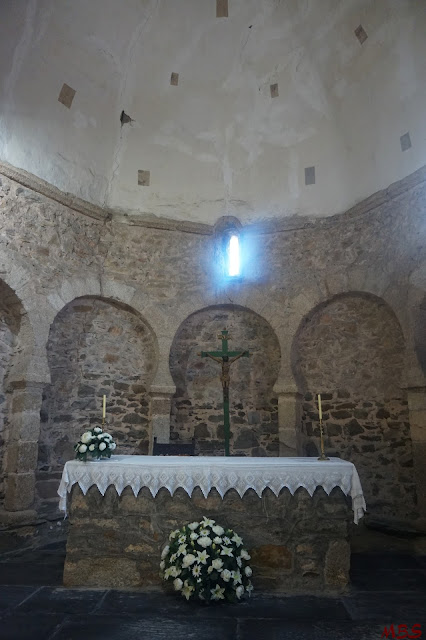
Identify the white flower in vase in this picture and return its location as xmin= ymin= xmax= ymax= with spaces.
xmin=231 ymin=534 xmax=243 ymax=547
xmin=233 ymin=570 xmax=242 ymax=585
xmin=81 ymin=432 xmax=93 ymax=444
xmin=89 ymin=444 xmax=95 ymax=452
xmin=197 ymin=537 xmax=212 ymax=548
xmin=245 ymin=566 xmax=252 ymax=577
xmin=212 ymin=525 xmax=224 ymax=536
xmin=110 ymin=442 xmax=116 ymax=450
xmin=236 ymin=585 xmax=244 ymax=599
xmin=211 ymin=558 xmax=223 ymax=571
xmin=173 ymin=578 xmax=183 ymax=591
xmin=99 ymin=442 xmax=106 ymax=451
xmin=192 ymin=564 xmax=202 ymax=578
xmin=161 ymin=545 xmax=169 ymax=559
xmin=221 ymin=569 xmax=232 ymax=582
xmin=202 ymin=517 xmax=215 ymax=527
xmin=182 ymin=554 xmax=196 ymax=568
xmin=210 ymin=584 xmax=225 ymax=601
xmin=182 ymin=584 xmax=193 ymax=600
xmin=188 ymin=522 xmax=199 ymax=530
xmin=221 ymin=546 xmax=233 ymax=557
xmin=196 ymin=550 xmax=209 ymax=564
xmin=93 ymin=427 xmax=102 ymax=434
xmin=78 ymin=444 xmax=87 ymax=453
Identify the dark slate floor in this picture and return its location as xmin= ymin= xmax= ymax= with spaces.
xmin=0 ymin=542 xmax=425 ymax=639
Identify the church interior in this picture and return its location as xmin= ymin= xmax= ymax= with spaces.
xmin=0 ymin=0 xmax=425 ymax=638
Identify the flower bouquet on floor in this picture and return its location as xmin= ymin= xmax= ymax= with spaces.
xmin=160 ymin=517 xmax=253 ymax=603
xmin=74 ymin=426 xmax=116 ymax=461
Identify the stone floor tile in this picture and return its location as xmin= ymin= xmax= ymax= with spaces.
xmin=0 ymin=561 xmax=64 ymax=586
xmin=17 ymin=586 xmax=108 ymax=614
xmin=98 ymin=591 xmax=349 ymax=621
xmin=0 ymin=585 xmax=37 ymax=612
xmin=234 ymin=595 xmax=350 ymax=620
xmin=350 ymin=568 xmax=426 ymax=591
xmin=0 ymin=613 xmax=63 ymax=640
xmin=343 ymin=591 xmax=426 ymax=621
xmin=238 ymin=620 xmax=390 ymax=640
xmin=50 ymin=615 xmax=238 ymax=640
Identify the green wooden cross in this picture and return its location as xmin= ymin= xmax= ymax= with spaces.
xmin=198 ymin=329 xmax=250 ymax=456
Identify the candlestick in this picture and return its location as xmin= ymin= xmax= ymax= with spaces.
xmin=102 ymin=395 xmax=106 ymax=424
xmin=317 ymin=418 xmax=329 ymax=461
xmin=318 ymin=394 xmax=322 ymax=421
xmin=317 ymin=393 xmax=329 ymax=461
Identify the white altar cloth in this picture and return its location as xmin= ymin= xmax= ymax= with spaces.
xmin=58 ymin=455 xmax=366 ymax=523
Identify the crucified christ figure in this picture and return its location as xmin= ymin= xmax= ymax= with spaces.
xmin=198 ymin=329 xmax=250 ymax=456
xmin=202 ymin=352 xmax=249 ymax=399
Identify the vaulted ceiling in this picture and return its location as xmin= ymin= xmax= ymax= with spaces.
xmin=1 ymin=0 xmax=425 ymax=224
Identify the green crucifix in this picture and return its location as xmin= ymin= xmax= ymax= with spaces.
xmin=198 ymin=329 xmax=250 ymax=456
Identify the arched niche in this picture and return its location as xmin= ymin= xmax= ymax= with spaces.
xmin=38 ymin=297 xmax=157 ymax=505
xmin=169 ymin=304 xmax=280 ymax=456
xmin=292 ymin=292 xmax=416 ymax=520
xmin=0 ymin=280 xmax=25 ymax=507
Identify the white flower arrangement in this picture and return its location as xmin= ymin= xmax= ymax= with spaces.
xmin=74 ymin=426 xmax=116 ymax=461
xmin=161 ymin=517 xmax=253 ymax=603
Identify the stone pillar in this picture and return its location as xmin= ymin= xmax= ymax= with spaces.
xmin=148 ymin=384 xmax=175 ymax=451
xmin=3 ymin=380 xmax=44 ymax=513
xmin=274 ymin=382 xmax=303 ymax=457
xmin=406 ymin=385 xmax=426 ymax=522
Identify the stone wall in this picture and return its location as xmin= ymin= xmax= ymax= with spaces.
xmin=37 ymin=297 xmax=157 ymax=518
xmin=64 ymin=484 xmax=352 ymax=593
xmin=0 ymin=281 xmax=22 ymax=507
xmin=170 ymin=306 xmax=280 ymax=456
xmin=0 ymin=164 xmax=425 ymax=547
xmin=293 ymin=294 xmax=416 ymax=519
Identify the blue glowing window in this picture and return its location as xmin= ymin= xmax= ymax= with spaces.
xmin=228 ymin=234 xmax=240 ymax=277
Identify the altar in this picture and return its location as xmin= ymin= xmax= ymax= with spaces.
xmin=58 ymin=456 xmax=366 ymax=593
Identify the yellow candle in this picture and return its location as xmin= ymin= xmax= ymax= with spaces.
xmin=102 ymin=395 xmax=106 ymax=419
xmin=318 ymin=394 xmax=322 ymax=421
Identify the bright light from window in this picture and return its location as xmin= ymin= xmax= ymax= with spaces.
xmin=228 ymin=235 xmax=240 ymax=277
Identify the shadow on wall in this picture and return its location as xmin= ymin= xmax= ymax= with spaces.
xmin=0 ymin=280 xmax=25 ymax=510
xmin=36 ymin=296 xmax=157 ymax=520
xmin=414 ymin=293 xmax=426 ymax=376
xmin=169 ymin=304 xmax=281 ymax=457
xmin=291 ymin=292 xmax=417 ymax=520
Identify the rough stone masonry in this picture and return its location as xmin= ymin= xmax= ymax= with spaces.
xmin=0 ymin=164 xmax=425 ymax=551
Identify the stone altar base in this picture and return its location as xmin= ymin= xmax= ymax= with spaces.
xmin=63 ymin=484 xmax=352 ymax=593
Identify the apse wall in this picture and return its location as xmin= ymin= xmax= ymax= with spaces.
xmin=37 ymin=297 xmax=156 ymax=518
xmin=0 ymin=163 xmax=425 ymax=548
xmin=0 ymin=282 xmax=23 ymax=509
xmin=170 ymin=305 xmax=280 ymax=456
xmin=292 ymin=294 xmax=416 ymax=520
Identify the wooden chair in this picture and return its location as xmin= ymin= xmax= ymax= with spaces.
xmin=152 ymin=437 xmax=196 ymax=456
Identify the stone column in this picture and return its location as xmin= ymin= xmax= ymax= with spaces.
xmin=2 ymin=380 xmax=44 ymax=521
xmin=274 ymin=381 xmax=303 ymax=457
xmin=406 ymin=385 xmax=426 ymax=522
xmin=148 ymin=384 xmax=176 ymax=452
